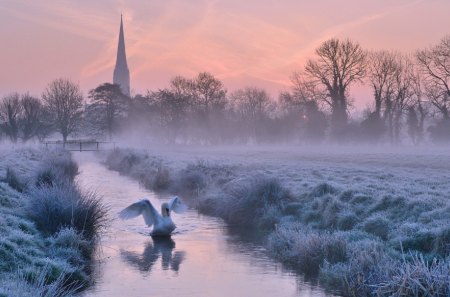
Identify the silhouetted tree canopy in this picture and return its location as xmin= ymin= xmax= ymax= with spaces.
xmin=6 ymin=34 xmax=450 ymax=145
xmin=89 ymin=83 xmax=128 ymax=139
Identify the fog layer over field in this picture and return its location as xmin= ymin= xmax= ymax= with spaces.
xmin=104 ymin=145 xmax=450 ymax=296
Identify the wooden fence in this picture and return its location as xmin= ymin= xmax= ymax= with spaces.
xmin=43 ymin=140 xmax=116 ymax=152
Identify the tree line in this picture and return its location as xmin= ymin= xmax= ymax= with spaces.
xmin=1 ymin=35 xmax=450 ymax=145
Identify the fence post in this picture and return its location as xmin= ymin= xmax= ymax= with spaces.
xmin=80 ymin=142 xmax=82 ymax=152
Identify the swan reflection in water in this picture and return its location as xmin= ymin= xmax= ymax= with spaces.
xmin=120 ymin=237 xmax=186 ymax=273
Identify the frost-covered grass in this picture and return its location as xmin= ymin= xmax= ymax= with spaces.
xmin=27 ymin=184 xmax=108 ymax=241
xmin=212 ymin=176 xmax=293 ymax=229
xmin=34 ymin=155 xmax=79 ymax=188
xmin=105 ymin=146 xmax=450 ymax=296
xmin=0 ymin=263 xmax=82 ymax=297
xmin=267 ymin=224 xmax=348 ymax=275
xmin=0 ymin=147 xmax=107 ymax=296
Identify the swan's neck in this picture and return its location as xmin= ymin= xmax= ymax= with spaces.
xmin=161 ymin=202 xmax=170 ymax=217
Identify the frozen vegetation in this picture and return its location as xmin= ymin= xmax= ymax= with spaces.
xmin=0 ymin=147 xmax=107 ymax=297
xmin=105 ymin=146 xmax=450 ymax=296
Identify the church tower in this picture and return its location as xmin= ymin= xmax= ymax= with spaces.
xmin=113 ymin=14 xmax=130 ymax=96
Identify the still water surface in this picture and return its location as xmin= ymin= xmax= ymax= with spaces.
xmin=75 ymin=154 xmax=333 ymax=297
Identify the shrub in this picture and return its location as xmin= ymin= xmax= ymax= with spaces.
xmin=27 ymin=184 xmax=108 ymax=241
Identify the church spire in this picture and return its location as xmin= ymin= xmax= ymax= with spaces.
xmin=113 ymin=14 xmax=130 ymax=96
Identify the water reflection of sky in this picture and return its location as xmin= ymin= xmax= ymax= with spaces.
xmin=76 ymin=154 xmax=333 ymax=297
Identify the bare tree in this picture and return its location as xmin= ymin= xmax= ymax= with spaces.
xmin=230 ymin=87 xmax=271 ymax=119
xmin=406 ymin=106 xmax=419 ymax=144
xmin=380 ymin=54 xmax=416 ymax=143
xmin=230 ymin=87 xmax=272 ymax=141
xmin=19 ymin=94 xmax=47 ymax=142
xmin=280 ymin=73 xmax=328 ymax=142
xmin=171 ymin=76 xmax=195 ymax=98
xmin=149 ymin=77 xmax=194 ymax=143
xmin=364 ymin=52 xmax=423 ymax=143
xmin=194 ymin=72 xmax=227 ymax=116
xmin=192 ymin=72 xmax=227 ymax=143
xmin=289 ymin=72 xmax=327 ymax=107
xmin=395 ymin=55 xmax=416 ymax=143
xmin=0 ymin=93 xmax=22 ymax=143
xmin=360 ymin=51 xmax=397 ymax=141
xmin=42 ymin=78 xmax=84 ymax=145
xmin=305 ymin=38 xmax=366 ymax=134
xmin=409 ymin=70 xmax=427 ymax=144
xmin=368 ymin=51 xmax=397 ymax=117
xmin=416 ymin=35 xmax=450 ymax=119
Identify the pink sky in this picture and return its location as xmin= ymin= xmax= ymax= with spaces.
xmin=0 ymin=0 xmax=449 ymax=109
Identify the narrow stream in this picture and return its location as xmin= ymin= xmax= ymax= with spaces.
xmin=75 ymin=153 xmax=333 ymax=297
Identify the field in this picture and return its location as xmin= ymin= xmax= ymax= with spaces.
xmin=105 ymin=144 xmax=450 ymax=296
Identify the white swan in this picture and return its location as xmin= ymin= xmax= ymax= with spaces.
xmin=119 ymin=196 xmax=187 ymax=236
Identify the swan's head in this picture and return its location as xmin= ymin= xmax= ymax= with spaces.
xmin=161 ymin=202 xmax=170 ymax=217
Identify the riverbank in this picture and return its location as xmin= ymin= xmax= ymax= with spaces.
xmin=0 ymin=147 xmax=107 ymax=296
xmin=104 ymin=146 xmax=450 ymax=296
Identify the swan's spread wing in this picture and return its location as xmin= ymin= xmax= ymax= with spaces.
xmin=168 ymin=196 xmax=187 ymax=214
xmin=119 ymin=199 xmax=161 ymax=226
